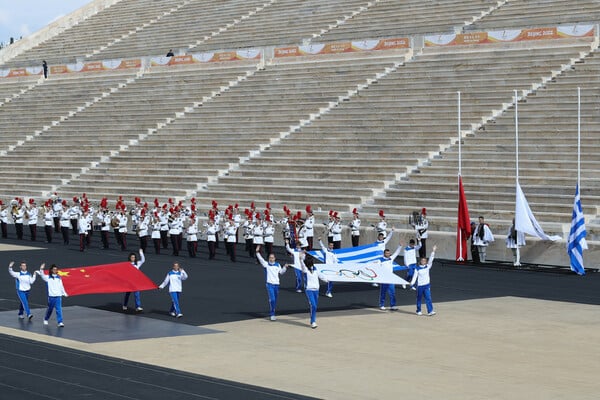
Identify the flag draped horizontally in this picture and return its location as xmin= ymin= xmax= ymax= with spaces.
xmin=567 ymin=183 xmax=587 ymax=275
xmin=515 ymin=181 xmax=561 ymax=241
xmin=456 ymin=176 xmax=471 ymax=261
xmin=49 ymin=262 xmax=158 ymax=296
xmin=308 ymin=242 xmax=405 ymax=271
xmin=315 ymin=262 xmax=410 ymax=285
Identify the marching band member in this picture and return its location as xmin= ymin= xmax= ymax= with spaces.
xmin=77 ymin=208 xmax=90 ymax=251
xmin=137 ymin=208 xmax=150 ymax=253
xmin=0 ymin=201 xmax=8 ymax=238
xmin=123 ymin=249 xmax=145 ymax=312
xmin=252 ymin=212 xmax=265 ymax=260
xmin=205 ymin=212 xmax=218 ymax=260
xmin=263 ymin=211 xmax=275 ymax=256
xmin=43 ymin=201 xmax=54 ymax=243
xmin=376 ymin=209 xmax=387 ymax=240
xmin=411 ymin=208 xmax=429 ymax=258
xmin=349 ymin=208 xmax=361 ymax=247
xmin=256 ymin=245 xmax=287 ymax=321
xmin=26 ymin=199 xmax=38 ymax=241
xmin=8 ymin=260 xmax=38 ymax=320
xmin=168 ymin=208 xmax=183 ymax=256
xmin=158 ymin=262 xmax=188 ymax=318
xmin=331 ymin=212 xmax=342 ymax=249
xmin=326 ymin=210 xmax=334 ymax=244
xmin=304 ymin=205 xmax=315 ymax=250
xmin=68 ymin=197 xmax=80 ymax=235
xmin=52 ymin=193 xmax=62 ymax=233
xmin=151 ymin=212 xmax=161 ymax=254
xmin=12 ymin=199 xmax=25 ymax=240
xmin=59 ymin=200 xmax=71 ymax=245
xmin=232 ymin=204 xmax=241 ymax=243
xmin=185 ymin=214 xmax=198 ymax=258
xmin=280 ymin=206 xmax=292 ymax=244
xmin=224 ymin=215 xmax=237 ymax=262
xmin=159 ymin=204 xmax=170 ymax=250
xmin=118 ymin=205 xmax=128 ymax=251
xmin=296 ymin=214 xmax=308 ymax=249
xmin=37 ymin=263 xmax=68 ymax=327
xmin=242 ymin=209 xmax=255 ymax=258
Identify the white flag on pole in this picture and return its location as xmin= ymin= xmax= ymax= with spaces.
xmin=515 ymin=181 xmax=561 ymax=241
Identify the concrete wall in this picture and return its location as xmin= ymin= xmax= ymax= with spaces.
xmin=0 ymin=0 xmax=121 ymax=65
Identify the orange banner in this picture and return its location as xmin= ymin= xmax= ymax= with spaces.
xmin=274 ymin=38 xmax=410 ymax=58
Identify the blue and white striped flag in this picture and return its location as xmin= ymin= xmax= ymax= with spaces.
xmin=567 ymin=183 xmax=587 ymax=275
xmin=308 ymin=242 xmax=405 ymax=271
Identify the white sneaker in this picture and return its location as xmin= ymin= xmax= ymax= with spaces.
xmin=372 ymin=283 xmax=379 ymax=287
xmin=58 ymin=322 xmax=64 ymax=327
xmin=170 ymin=312 xmax=176 ymax=317
xmin=428 ymin=311 xmax=436 ymax=316
xmin=416 ymin=311 xmax=422 ymax=316
xmin=135 ymin=307 xmax=143 ymax=312
xmin=380 ymin=306 xmax=386 ymax=311
xmin=270 ymin=315 xmax=276 ymax=321
xmin=176 ymin=313 xmax=183 ymax=318
xmin=18 ymin=315 xmax=24 ymax=319
xmin=325 ymin=292 xmax=333 ymax=298
xmin=311 ymin=322 xmax=317 ymax=329
xmin=390 ymin=307 xmax=398 ymax=311
xmin=411 ymin=287 xmax=417 ymax=291
xmin=296 ymin=289 xmax=302 ymax=293
xmin=122 ymin=306 xmax=128 ymax=311
xmin=43 ymin=320 xmax=49 ymax=325
xmin=28 ymin=314 xmax=33 ymax=320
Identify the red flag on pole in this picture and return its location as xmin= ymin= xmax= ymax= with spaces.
xmin=49 ymin=262 xmax=157 ymax=296
xmin=456 ymin=175 xmax=471 ymax=261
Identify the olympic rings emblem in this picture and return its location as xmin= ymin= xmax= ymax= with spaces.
xmin=320 ymin=267 xmax=378 ymax=281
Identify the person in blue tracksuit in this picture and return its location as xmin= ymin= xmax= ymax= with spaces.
xmin=122 ymin=248 xmax=145 ymax=312
xmin=317 ymin=238 xmax=337 ymax=297
xmin=36 ymin=264 xmax=68 ymax=327
xmin=378 ymin=244 xmax=403 ymax=311
xmin=158 ymin=262 xmax=188 ymax=318
xmin=285 ymin=239 xmax=306 ymax=293
xmin=8 ymin=261 xmax=38 ymax=320
xmin=402 ymin=239 xmax=421 ymax=290
xmin=256 ymin=245 xmax=287 ymax=321
xmin=410 ymin=245 xmax=437 ymax=316
xmin=300 ymin=256 xmax=327 ymax=329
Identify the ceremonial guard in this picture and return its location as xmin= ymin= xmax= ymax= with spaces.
xmin=506 ymin=218 xmax=525 ymax=266
xmin=473 ymin=216 xmax=494 ymax=263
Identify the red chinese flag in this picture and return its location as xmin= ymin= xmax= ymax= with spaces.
xmin=456 ymin=176 xmax=471 ymax=261
xmin=54 ymin=262 xmax=157 ymax=296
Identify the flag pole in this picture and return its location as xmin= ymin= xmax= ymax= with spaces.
xmin=577 ymin=87 xmax=581 ymax=184
xmin=514 ymin=90 xmax=519 ymax=183
xmin=457 ymin=91 xmax=464 ymax=261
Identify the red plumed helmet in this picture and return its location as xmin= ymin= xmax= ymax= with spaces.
xmin=154 ymin=198 xmax=159 ymax=207
xmin=328 ymin=210 xmax=333 ymax=217
xmin=421 ymin=207 xmax=427 ymax=215
xmin=191 ymin=204 xmax=196 ymax=212
xmin=73 ymin=196 xmax=79 ymax=203
xmin=190 ymin=198 xmax=196 ymax=204
xmin=296 ymin=211 xmax=302 ymax=219
xmin=28 ymin=198 xmax=34 ymax=204
xmin=285 ymin=208 xmax=291 ymax=216
xmin=255 ymin=212 xmax=261 ymax=220
xmin=168 ymin=198 xmax=174 ymax=205
xmin=234 ymin=203 xmax=238 ymax=209
xmin=306 ymin=205 xmax=312 ymax=214
xmin=352 ymin=208 xmax=358 ymax=214
xmin=379 ymin=209 xmax=385 ymax=218
xmin=266 ymin=202 xmax=271 ymax=209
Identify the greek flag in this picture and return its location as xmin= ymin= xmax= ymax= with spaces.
xmin=567 ymin=183 xmax=587 ymax=275
xmin=308 ymin=242 xmax=405 ymax=271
